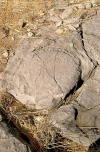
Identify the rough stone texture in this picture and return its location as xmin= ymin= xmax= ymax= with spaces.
xmin=50 ymin=14 xmax=100 ymax=147
xmin=0 ymin=120 xmax=31 ymax=152
xmin=50 ymin=63 xmax=100 ymax=146
xmin=49 ymin=103 xmax=100 ymax=146
xmin=0 ymin=15 xmax=99 ymax=149
xmin=0 ymin=30 xmax=94 ymax=110
xmin=0 ymin=0 xmax=100 ymax=151
xmin=76 ymin=66 xmax=100 ymax=130
xmin=82 ymin=12 xmax=100 ymax=65
xmin=0 ymin=36 xmax=81 ymax=109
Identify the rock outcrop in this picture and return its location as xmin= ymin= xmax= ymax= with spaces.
xmin=0 ymin=117 xmax=31 ymax=152
xmin=0 ymin=0 xmax=100 ymax=151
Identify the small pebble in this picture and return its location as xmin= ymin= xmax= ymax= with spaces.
xmin=73 ymin=24 xmax=79 ymax=29
xmin=73 ymin=4 xmax=85 ymax=9
xmin=69 ymin=0 xmax=75 ymax=4
xmin=60 ymin=7 xmax=73 ymax=19
xmin=27 ymin=29 xmax=31 ymax=32
xmin=85 ymin=2 xmax=92 ymax=9
xmin=55 ymin=28 xmax=63 ymax=34
xmin=2 ymin=51 xmax=9 ymax=58
xmin=67 ymin=25 xmax=76 ymax=31
xmin=55 ymin=21 xmax=62 ymax=27
xmin=49 ymin=8 xmax=55 ymax=16
xmin=27 ymin=32 xmax=33 ymax=37
xmin=63 ymin=18 xmax=79 ymax=25
xmin=11 ymin=37 xmax=15 ymax=41
xmin=48 ymin=16 xmax=61 ymax=23
xmin=92 ymin=3 xmax=98 ymax=7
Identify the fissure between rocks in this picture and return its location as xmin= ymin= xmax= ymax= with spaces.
xmin=64 ymin=64 xmax=98 ymax=106
xmin=78 ymin=23 xmax=99 ymax=66
xmin=64 ymin=78 xmax=84 ymax=101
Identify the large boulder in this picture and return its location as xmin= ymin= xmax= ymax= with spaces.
xmin=0 ymin=30 xmax=93 ymax=110
xmin=0 ymin=0 xmax=100 ymax=150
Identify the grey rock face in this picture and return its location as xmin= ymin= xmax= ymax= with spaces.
xmin=82 ymin=13 xmax=100 ymax=65
xmin=76 ymin=66 xmax=100 ymax=129
xmin=0 ymin=31 xmax=94 ymax=110
xmin=50 ymin=65 xmax=100 ymax=146
xmin=0 ymin=1 xmax=100 ymax=150
xmin=49 ymin=103 xmax=98 ymax=146
xmin=0 ymin=120 xmax=31 ymax=152
xmin=50 ymin=15 xmax=100 ymax=147
xmin=0 ymin=36 xmax=81 ymax=109
xmin=0 ymin=30 xmax=97 ymax=148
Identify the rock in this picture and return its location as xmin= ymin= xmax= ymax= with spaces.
xmin=69 ymin=0 xmax=75 ymax=4
xmin=76 ymin=67 xmax=100 ymax=110
xmin=0 ymin=121 xmax=31 ymax=152
xmin=82 ymin=14 xmax=100 ymax=65
xmin=48 ymin=16 xmax=61 ymax=23
xmin=0 ymin=29 xmax=96 ymax=148
xmin=0 ymin=36 xmax=81 ymax=109
xmin=0 ymin=0 xmax=100 ymax=150
xmin=50 ymin=64 xmax=100 ymax=147
xmin=55 ymin=28 xmax=63 ymax=34
xmin=54 ymin=32 xmax=94 ymax=80
xmin=0 ymin=29 xmax=95 ymax=110
xmin=55 ymin=21 xmax=62 ymax=27
xmin=63 ymin=18 xmax=79 ymax=25
xmin=49 ymin=103 xmax=98 ymax=146
xmin=48 ymin=8 xmax=55 ymax=16
xmin=50 ymin=65 xmax=100 ymax=146
xmin=67 ymin=24 xmax=76 ymax=31
xmin=36 ymin=25 xmax=57 ymax=39
xmin=49 ymin=104 xmax=76 ymax=131
xmin=72 ymin=3 xmax=85 ymax=9
xmin=27 ymin=32 xmax=33 ymax=37
xmin=60 ymin=7 xmax=73 ymax=19
xmin=1 ymin=50 xmax=9 ymax=58
xmin=74 ymin=66 xmax=100 ymax=145
xmin=85 ymin=1 xmax=92 ymax=9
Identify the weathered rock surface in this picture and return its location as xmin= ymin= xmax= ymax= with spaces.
xmin=0 ymin=119 xmax=31 ymax=152
xmin=49 ymin=10 xmax=100 ymax=148
xmin=0 ymin=0 xmax=100 ymax=151
xmin=82 ymin=12 xmax=100 ymax=65
xmin=0 ymin=31 xmax=94 ymax=110
xmin=50 ymin=65 xmax=100 ymax=145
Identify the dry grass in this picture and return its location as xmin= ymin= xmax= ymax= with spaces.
xmin=0 ymin=0 xmax=55 ymax=35
xmin=0 ymin=0 xmax=99 ymax=48
xmin=0 ymin=0 xmax=99 ymax=37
